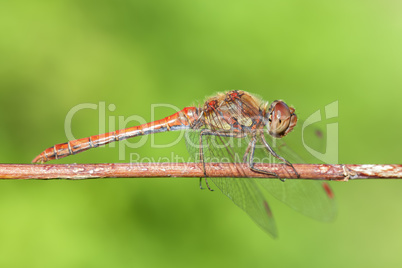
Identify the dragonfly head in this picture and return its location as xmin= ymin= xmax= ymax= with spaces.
xmin=266 ymin=100 xmax=297 ymax=138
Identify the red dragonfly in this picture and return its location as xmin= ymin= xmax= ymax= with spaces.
xmin=33 ymin=90 xmax=335 ymax=237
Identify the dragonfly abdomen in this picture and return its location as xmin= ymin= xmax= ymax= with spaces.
xmin=32 ymin=107 xmax=199 ymax=163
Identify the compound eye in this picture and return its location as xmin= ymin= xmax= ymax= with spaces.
xmin=273 ymin=101 xmax=291 ymax=121
xmin=267 ymin=101 xmax=297 ymax=138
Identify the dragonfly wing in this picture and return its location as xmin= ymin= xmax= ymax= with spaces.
xmin=252 ymin=129 xmax=337 ymax=221
xmin=257 ymin=179 xmax=336 ymax=222
xmin=186 ymin=130 xmax=278 ymax=237
xmin=211 ymin=177 xmax=277 ymax=237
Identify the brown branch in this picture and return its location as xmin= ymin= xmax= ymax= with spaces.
xmin=0 ymin=163 xmax=401 ymax=181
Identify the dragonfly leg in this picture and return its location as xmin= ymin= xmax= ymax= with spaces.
xmin=199 ymin=129 xmax=247 ymax=190
xmin=198 ymin=176 xmax=214 ymax=191
xmin=204 ymin=178 xmax=214 ymax=191
xmin=199 ymin=129 xmax=210 ymax=178
xmin=260 ymin=133 xmax=300 ymax=178
xmin=199 ymin=129 xmax=215 ymax=191
xmin=248 ymin=137 xmax=281 ymax=179
xmin=199 ymin=177 xmax=205 ymax=190
xmin=242 ymin=141 xmax=253 ymax=163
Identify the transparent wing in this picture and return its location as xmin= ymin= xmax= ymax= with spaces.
xmin=257 ymin=178 xmax=336 ymax=221
xmin=253 ymin=121 xmax=337 ymax=222
xmin=212 ymin=177 xmax=277 ymax=237
xmin=185 ymin=130 xmax=278 ymax=237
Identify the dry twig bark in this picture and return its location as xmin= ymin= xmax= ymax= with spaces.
xmin=0 ymin=163 xmax=401 ymax=181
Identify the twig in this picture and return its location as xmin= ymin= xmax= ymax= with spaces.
xmin=0 ymin=163 xmax=401 ymax=181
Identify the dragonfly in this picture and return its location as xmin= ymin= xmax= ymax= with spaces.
xmin=33 ymin=90 xmax=336 ymax=237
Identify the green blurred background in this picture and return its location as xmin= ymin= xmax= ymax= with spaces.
xmin=1 ymin=0 xmax=402 ymax=267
